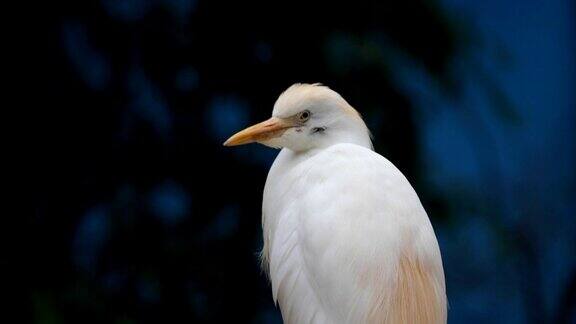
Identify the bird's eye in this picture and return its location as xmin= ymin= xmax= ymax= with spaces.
xmin=298 ymin=110 xmax=311 ymax=122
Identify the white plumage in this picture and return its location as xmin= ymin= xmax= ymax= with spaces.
xmin=225 ymin=84 xmax=446 ymax=324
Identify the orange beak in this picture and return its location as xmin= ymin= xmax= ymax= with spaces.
xmin=223 ymin=117 xmax=294 ymax=146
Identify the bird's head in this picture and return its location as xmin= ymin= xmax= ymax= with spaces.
xmin=223 ymin=83 xmax=372 ymax=152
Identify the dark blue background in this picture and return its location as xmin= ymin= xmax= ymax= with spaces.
xmin=29 ymin=0 xmax=575 ymax=323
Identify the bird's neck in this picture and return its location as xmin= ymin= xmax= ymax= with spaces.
xmin=318 ymin=120 xmax=373 ymax=151
xmin=288 ymin=128 xmax=372 ymax=159
xmin=332 ymin=127 xmax=373 ymax=149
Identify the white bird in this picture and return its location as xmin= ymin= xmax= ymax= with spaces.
xmin=224 ymin=83 xmax=447 ymax=324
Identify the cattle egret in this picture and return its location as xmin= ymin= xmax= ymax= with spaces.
xmin=224 ymin=84 xmax=447 ymax=324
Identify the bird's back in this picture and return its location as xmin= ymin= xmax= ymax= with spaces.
xmin=262 ymin=143 xmax=446 ymax=324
